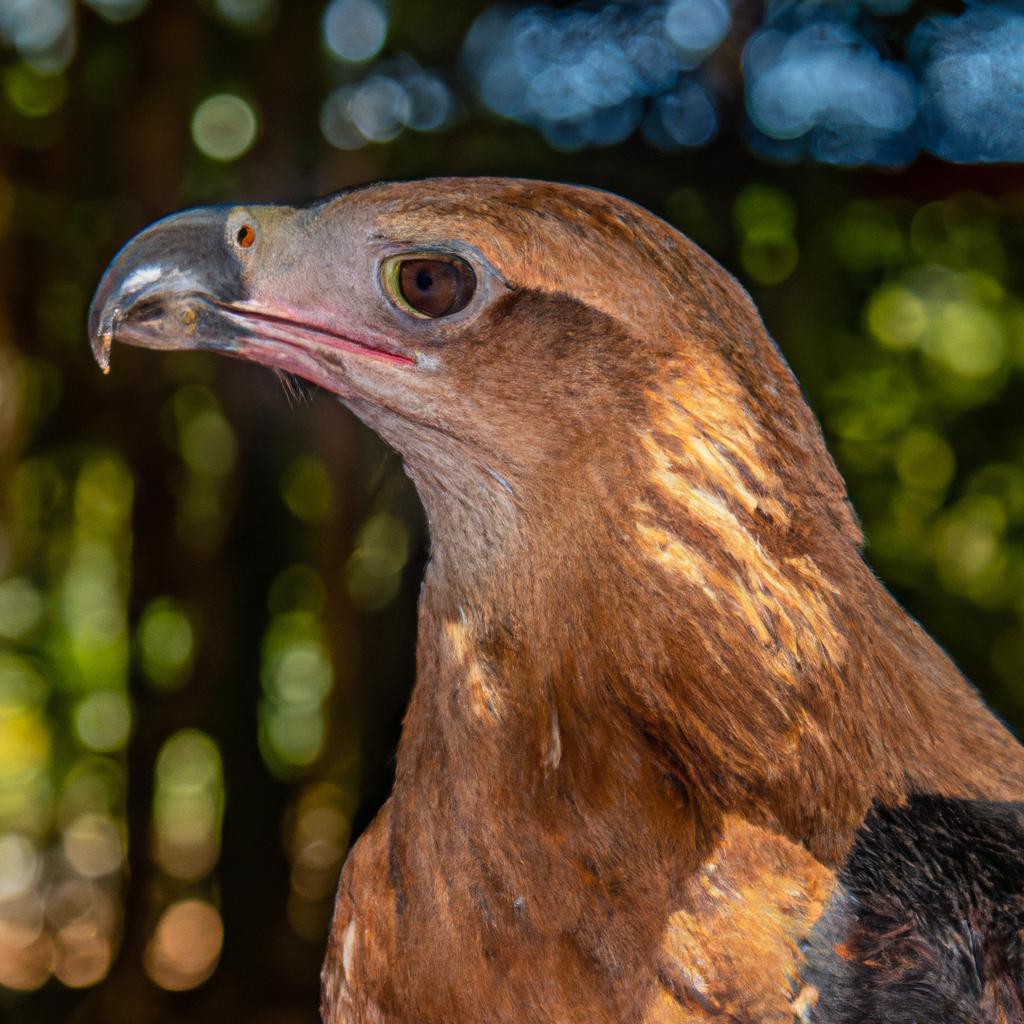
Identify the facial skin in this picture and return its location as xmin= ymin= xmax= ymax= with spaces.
xmin=89 ymin=194 xmax=514 ymax=403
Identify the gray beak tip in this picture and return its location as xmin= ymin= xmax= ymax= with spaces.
xmin=87 ymin=299 xmax=117 ymax=374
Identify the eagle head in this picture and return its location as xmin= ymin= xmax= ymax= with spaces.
xmin=89 ymin=178 xmax=859 ymax=573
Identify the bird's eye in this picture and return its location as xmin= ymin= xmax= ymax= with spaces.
xmin=383 ymin=255 xmax=476 ymax=319
xmin=236 ymin=224 xmax=256 ymax=248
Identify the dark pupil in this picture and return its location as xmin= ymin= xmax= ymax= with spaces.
xmin=398 ymin=258 xmax=475 ymax=318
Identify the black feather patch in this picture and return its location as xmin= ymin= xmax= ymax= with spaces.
xmin=805 ymin=794 xmax=1024 ymax=1023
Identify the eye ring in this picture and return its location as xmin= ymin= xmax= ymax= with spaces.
xmin=381 ymin=254 xmax=476 ymax=319
xmin=236 ymin=224 xmax=256 ymax=248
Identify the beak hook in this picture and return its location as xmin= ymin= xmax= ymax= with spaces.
xmin=92 ymin=305 xmax=121 ymax=374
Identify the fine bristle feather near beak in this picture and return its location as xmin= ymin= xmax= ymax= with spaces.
xmin=273 ymin=368 xmax=315 ymax=406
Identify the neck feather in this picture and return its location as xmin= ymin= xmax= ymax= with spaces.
xmin=396 ymin=465 xmax=1024 ymax=867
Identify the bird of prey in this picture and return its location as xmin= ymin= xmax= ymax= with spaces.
xmin=90 ymin=179 xmax=1024 ymax=1023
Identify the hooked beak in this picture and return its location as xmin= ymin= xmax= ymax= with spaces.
xmin=87 ymin=206 xmax=414 ymax=388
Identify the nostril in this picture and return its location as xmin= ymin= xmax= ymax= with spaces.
xmin=128 ymin=295 xmax=166 ymax=321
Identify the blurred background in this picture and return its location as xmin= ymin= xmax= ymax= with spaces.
xmin=1 ymin=0 xmax=1024 ymax=1020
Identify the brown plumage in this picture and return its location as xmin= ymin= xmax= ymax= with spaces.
xmin=89 ymin=178 xmax=1024 ymax=1022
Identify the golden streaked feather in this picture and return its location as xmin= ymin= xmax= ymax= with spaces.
xmin=647 ymin=817 xmax=834 ymax=1022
